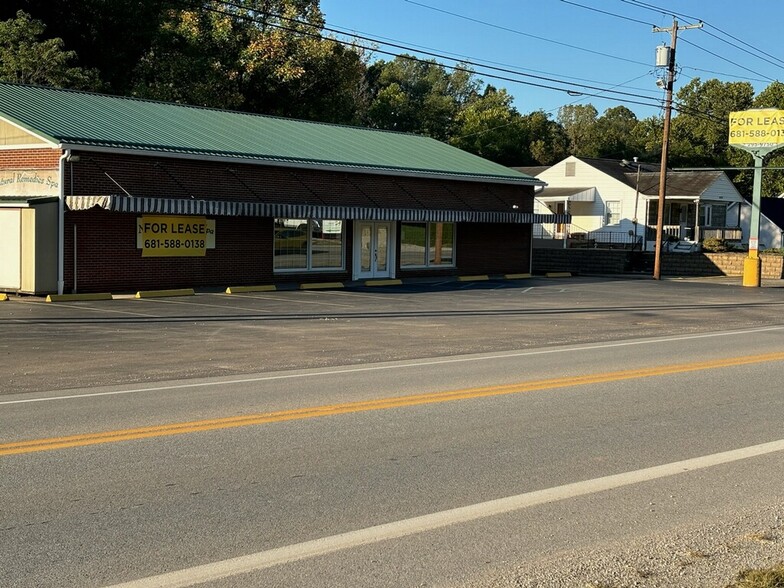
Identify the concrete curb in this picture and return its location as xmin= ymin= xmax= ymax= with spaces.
xmin=300 ymin=282 xmax=344 ymax=290
xmin=457 ymin=275 xmax=489 ymax=282
xmin=135 ymin=288 xmax=195 ymax=299
xmin=504 ymin=273 xmax=532 ymax=280
xmin=225 ymin=285 xmax=277 ymax=294
xmin=545 ymin=272 xmax=573 ymax=278
xmin=46 ymin=293 xmax=113 ymax=302
xmin=365 ymin=279 xmax=403 ymax=287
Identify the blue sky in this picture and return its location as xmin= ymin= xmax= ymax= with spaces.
xmin=319 ymin=0 xmax=783 ymax=120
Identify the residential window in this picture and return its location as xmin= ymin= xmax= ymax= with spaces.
xmin=699 ymin=204 xmax=712 ymax=227
xmin=274 ymin=218 xmax=344 ymax=271
xmin=401 ymin=222 xmax=455 ymax=268
xmin=605 ymin=201 xmax=621 ymax=225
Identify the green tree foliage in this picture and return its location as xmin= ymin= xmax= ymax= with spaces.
xmin=557 ymin=104 xmax=599 ymax=155
xmin=0 ymin=10 xmax=99 ymax=88
xmin=670 ymin=78 xmax=754 ymax=167
xmin=592 ymin=106 xmax=643 ymax=160
xmin=449 ymin=86 xmax=525 ymax=165
xmin=0 ymin=1 xmax=181 ymax=95
xmin=130 ymin=0 xmax=368 ymax=122
xmin=751 ymin=81 xmax=784 ymax=196
xmin=364 ymin=56 xmax=479 ymax=140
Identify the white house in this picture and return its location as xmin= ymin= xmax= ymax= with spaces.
xmin=739 ymin=195 xmax=784 ymax=250
xmin=516 ymin=156 xmax=746 ymax=252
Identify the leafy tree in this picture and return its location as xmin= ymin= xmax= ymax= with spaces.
xmin=365 ymin=56 xmax=479 ymax=140
xmin=450 ymin=86 xmax=525 ymax=165
xmin=751 ymin=81 xmax=784 ymax=196
xmin=670 ymin=77 xmax=754 ymax=167
xmin=131 ymin=0 xmax=368 ymax=121
xmin=0 ymin=10 xmax=99 ymax=88
xmin=525 ymin=110 xmax=570 ymax=165
xmin=557 ymin=104 xmax=599 ymax=156
xmin=592 ymin=106 xmax=642 ymax=160
xmin=0 ymin=1 xmax=182 ymax=94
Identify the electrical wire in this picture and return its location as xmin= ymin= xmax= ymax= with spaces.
xmin=206 ymin=1 xmax=729 ymax=124
xmin=619 ymin=0 xmax=784 ymax=72
xmin=208 ymin=0 xmax=667 ymax=108
xmin=402 ymin=0 xmax=651 ymax=67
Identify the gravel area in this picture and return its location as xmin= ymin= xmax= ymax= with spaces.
xmin=463 ymin=503 xmax=783 ymax=588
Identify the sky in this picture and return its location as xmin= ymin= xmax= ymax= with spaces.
xmin=318 ymin=0 xmax=784 ymax=120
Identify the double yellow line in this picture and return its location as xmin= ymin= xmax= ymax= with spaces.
xmin=3 ymin=351 xmax=784 ymax=457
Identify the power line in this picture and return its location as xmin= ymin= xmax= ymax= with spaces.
xmin=560 ymin=0 xmax=655 ymax=27
xmin=619 ymin=0 xmax=784 ymax=72
xmin=206 ymin=1 xmax=730 ymax=124
xmin=679 ymin=37 xmax=775 ymax=82
xmin=208 ymin=0 xmax=667 ymax=108
xmin=402 ymin=0 xmax=651 ymax=68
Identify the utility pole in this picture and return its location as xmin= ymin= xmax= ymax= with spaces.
xmin=652 ymin=18 xmax=702 ymax=280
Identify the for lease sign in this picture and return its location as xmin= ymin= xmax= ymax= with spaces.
xmin=729 ymin=109 xmax=784 ymax=148
xmin=137 ymin=215 xmax=215 ymax=257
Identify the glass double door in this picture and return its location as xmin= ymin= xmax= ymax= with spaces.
xmin=354 ymin=221 xmax=394 ymax=280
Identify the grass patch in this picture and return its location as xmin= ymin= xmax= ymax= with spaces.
xmin=726 ymin=563 xmax=784 ymax=588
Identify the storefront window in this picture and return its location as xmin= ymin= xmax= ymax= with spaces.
xmin=401 ymin=222 xmax=455 ymax=268
xmin=274 ymin=218 xmax=343 ymax=271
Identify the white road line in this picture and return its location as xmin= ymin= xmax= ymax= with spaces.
xmin=238 ymin=293 xmax=356 ymax=308
xmin=105 ymin=437 xmax=784 ymax=588
xmin=3 ymin=324 xmax=783 ymax=406
xmin=10 ymin=299 xmax=156 ymax=318
xmin=135 ymin=297 xmax=273 ymax=314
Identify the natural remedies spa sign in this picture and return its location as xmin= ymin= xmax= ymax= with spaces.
xmin=137 ymin=215 xmax=215 ymax=257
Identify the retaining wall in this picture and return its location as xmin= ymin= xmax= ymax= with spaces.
xmin=532 ymin=249 xmax=784 ymax=279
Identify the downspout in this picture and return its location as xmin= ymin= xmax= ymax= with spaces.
xmin=57 ymin=149 xmax=70 ymax=295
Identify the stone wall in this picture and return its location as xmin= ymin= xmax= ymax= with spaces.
xmin=532 ymin=249 xmax=784 ymax=279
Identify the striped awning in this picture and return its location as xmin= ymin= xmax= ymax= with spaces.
xmin=66 ymin=195 xmax=570 ymax=224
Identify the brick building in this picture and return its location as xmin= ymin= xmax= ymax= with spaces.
xmin=0 ymin=83 xmax=562 ymax=295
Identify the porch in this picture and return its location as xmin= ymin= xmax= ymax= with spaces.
xmin=533 ymin=199 xmax=743 ymax=251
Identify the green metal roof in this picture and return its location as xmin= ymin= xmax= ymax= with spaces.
xmin=0 ymin=82 xmax=539 ymax=185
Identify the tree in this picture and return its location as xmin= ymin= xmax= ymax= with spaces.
xmin=449 ymin=86 xmax=525 ymax=165
xmin=365 ymin=56 xmax=479 ymax=140
xmin=592 ymin=106 xmax=642 ymax=160
xmin=557 ymin=104 xmax=599 ymax=156
xmin=751 ymin=81 xmax=784 ymax=196
xmin=0 ymin=10 xmax=98 ymax=88
xmin=0 ymin=1 xmax=182 ymax=94
xmin=670 ymin=77 xmax=754 ymax=167
xmin=130 ymin=0 xmax=368 ymax=121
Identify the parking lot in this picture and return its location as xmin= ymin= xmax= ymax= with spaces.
xmin=2 ymin=276 xmax=783 ymax=396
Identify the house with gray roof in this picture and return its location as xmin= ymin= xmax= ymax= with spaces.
xmin=0 ymin=82 xmax=561 ymax=295
xmin=515 ymin=156 xmax=745 ymax=252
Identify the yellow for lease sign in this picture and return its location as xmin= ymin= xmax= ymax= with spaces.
xmin=137 ymin=215 xmax=215 ymax=257
xmin=729 ymin=109 xmax=784 ymax=148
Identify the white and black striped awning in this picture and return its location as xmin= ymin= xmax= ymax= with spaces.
xmin=66 ymin=195 xmax=570 ymax=224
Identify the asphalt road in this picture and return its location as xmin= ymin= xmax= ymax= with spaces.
xmin=1 ymin=277 xmax=784 ymax=587
xmin=1 ymin=276 xmax=783 ymax=395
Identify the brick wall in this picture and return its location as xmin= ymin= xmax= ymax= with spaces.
xmin=662 ymin=252 xmax=784 ymax=279
xmin=65 ymin=210 xmax=275 ymax=292
xmin=531 ymin=249 xmax=784 ymax=279
xmin=532 ymin=249 xmax=631 ymax=274
xmin=0 ymin=148 xmax=61 ymax=169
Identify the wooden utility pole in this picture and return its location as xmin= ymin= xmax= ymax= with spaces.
xmin=652 ymin=19 xmax=702 ymax=280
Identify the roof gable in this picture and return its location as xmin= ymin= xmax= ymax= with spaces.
xmin=0 ymin=82 xmax=539 ymax=185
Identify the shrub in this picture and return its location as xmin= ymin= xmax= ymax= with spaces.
xmin=702 ymin=237 xmax=729 ymax=252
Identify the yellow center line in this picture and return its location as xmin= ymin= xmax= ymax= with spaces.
xmin=3 ymin=351 xmax=784 ymax=456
